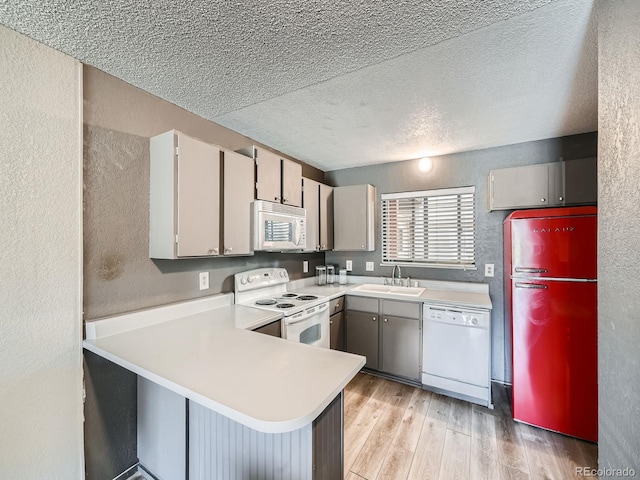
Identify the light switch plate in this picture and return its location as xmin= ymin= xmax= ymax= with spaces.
xmin=366 ymin=262 xmax=374 ymax=271
xmin=303 ymin=260 xmax=309 ymax=273
xmin=484 ymin=264 xmax=494 ymax=277
xmin=199 ymin=271 xmax=210 ymax=290
xmin=346 ymin=260 xmax=353 ymax=272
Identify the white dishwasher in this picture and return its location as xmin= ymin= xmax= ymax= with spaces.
xmin=422 ymin=304 xmax=492 ymax=407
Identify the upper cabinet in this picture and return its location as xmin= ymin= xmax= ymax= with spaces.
xmin=237 ymin=146 xmax=302 ymax=207
xmin=302 ymin=179 xmax=334 ymax=252
xmin=281 ymin=158 xmax=303 ymax=207
xmin=333 ymin=184 xmax=376 ymax=251
xmin=319 ymin=183 xmax=334 ymax=251
xmin=150 ymin=130 xmax=220 ymax=259
xmin=302 ymin=177 xmax=320 ymax=251
xmin=488 ymin=158 xmax=597 ymax=211
xmin=222 ymin=150 xmax=255 ymax=256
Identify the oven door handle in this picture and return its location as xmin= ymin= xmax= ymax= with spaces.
xmin=286 ymin=302 xmax=329 ymax=324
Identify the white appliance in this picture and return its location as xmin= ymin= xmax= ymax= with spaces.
xmin=252 ymin=201 xmax=306 ymax=251
xmin=234 ymin=268 xmax=330 ymax=348
xmin=422 ymin=304 xmax=492 ymax=407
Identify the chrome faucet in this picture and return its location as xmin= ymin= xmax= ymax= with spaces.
xmin=391 ymin=265 xmax=402 ymax=286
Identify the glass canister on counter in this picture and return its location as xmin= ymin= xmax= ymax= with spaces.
xmin=339 ymin=268 xmax=348 ymax=285
xmin=326 ymin=265 xmax=335 ymax=284
xmin=315 ymin=265 xmax=327 ymax=285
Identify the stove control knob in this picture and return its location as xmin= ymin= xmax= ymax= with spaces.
xmin=471 ymin=317 xmax=478 ymax=325
xmin=248 ymin=276 xmax=254 ymax=284
xmin=279 ymin=271 xmax=285 ymax=278
xmin=240 ymin=277 xmax=247 ymax=285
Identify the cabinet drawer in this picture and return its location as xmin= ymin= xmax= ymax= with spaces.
xmin=330 ymin=296 xmax=344 ymax=314
xmin=346 ymin=295 xmax=378 ymax=313
xmin=381 ymin=300 xmax=421 ymax=319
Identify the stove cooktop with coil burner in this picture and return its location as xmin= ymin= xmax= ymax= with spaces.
xmin=234 ymin=268 xmax=326 ymax=316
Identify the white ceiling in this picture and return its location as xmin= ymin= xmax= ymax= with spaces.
xmin=0 ymin=0 xmax=597 ymax=171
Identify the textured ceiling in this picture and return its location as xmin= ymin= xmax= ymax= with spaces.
xmin=0 ymin=0 xmax=596 ymax=171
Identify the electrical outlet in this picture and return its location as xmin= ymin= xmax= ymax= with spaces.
xmin=303 ymin=260 xmax=309 ymax=273
xmin=199 ymin=271 xmax=210 ymax=290
xmin=346 ymin=260 xmax=353 ymax=272
xmin=484 ymin=264 xmax=494 ymax=277
xmin=366 ymin=262 xmax=374 ymax=271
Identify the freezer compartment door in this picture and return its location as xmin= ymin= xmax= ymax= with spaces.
xmin=510 ymin=214 xmax=596 ymax=279
xmin=511 ymin=279 xmax=597 ymax=441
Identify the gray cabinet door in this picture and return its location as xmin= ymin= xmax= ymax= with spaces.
xmin=302 ymin=177 xmax=320 ymax=251
xmin=176 ymin=132 xmax=220 ymax=257
xmin=319 ymin=183 xmax=334 ymax=251
xmin=489 ymin=163 xmax=549 ymax=211
xmin=381 ymin=315 xmax=420 ymax=381
xmin=256 ymin=148 xmax=282 ymax=203
xmin=346 ymin=310 xmax=379 ymax=370
xmin=253 ymin=319 xmax=281 ymax=337
xmin=282 ymin=158 xmax=302 ymax=207
xmin=223 ymin=150 xmax=254 ymax=256
xmin=563 ymin=157 xmax=597 ymax=205
xmin=330 ymin=310 xmax=345 ymax=351
xmin=334 ymin=184 xmax=376 ymax=251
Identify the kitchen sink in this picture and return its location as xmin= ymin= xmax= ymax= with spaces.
xmin=351 ymin=283 xmax=425 ymax=297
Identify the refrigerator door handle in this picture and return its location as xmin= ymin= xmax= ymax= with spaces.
xmin=515 ymin=282 xmax=548 ymax=289
xmin=515 ymin=267 xmax=548 ymax=273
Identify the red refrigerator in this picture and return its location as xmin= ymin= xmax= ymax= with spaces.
xmin=504 ymin=206 xmax=597 ymax=442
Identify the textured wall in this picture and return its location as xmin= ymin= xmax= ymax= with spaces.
xmin=0 ymin=25 xmax=83 ymax=479
xmin=597 ymin=0 xmax=640 ymax=473
xmin=83 ymin=66 xmax=324 ymax=320
xmin=325 ymin=132 xmax=597 ymax=383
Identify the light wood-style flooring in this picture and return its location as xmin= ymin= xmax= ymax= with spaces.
xmin=343 ymin=373 xmax=597 ymax=480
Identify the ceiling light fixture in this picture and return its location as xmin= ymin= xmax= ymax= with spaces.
xmin=418 ymin=157 xmax=433 ymax=173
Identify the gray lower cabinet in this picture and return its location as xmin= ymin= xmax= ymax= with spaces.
xmin=346 ymin=296 xmax=422 ymax=382
xmin=330 ymin=296 xmax=345 ymax=351
xmin=253 ymin=319 xmax=282 ymax=337
xmin=345 ymin=310 xmax=379 ymax=370
xmin=381 ymin=315 xmax=421 ymax=381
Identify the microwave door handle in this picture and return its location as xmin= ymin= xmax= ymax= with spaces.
xmin=293 ymin=220 xmax=301 ymax=246
xmin=291 ymin=220 xmax=297 ymax=246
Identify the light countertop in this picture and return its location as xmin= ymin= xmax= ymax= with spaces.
xmin=84 ymin=296 xmax=365 ymax=434
xmin=289 ymin=277 xmax=492 ymax=310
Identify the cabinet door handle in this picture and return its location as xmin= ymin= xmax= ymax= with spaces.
xmin=541 ymin=198 xmax=546 ymax=202
xmin=559 ymin=196 xmax=564 ymax=201
xmin=330 ymin=320 xmax=333 ymax=325
xmin=384 ymin=318 xmax=388 ymax=322
xmin=274 ymin=196 xmax=280 ymax=201
xmin=283 ymin=198 xmax=288 ymax=203
xmin=224 ymin=247 xmax=232 ymax=254
xmin=372 ymin=316 xmax=377 ymax=322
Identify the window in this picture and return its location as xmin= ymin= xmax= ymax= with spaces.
xmin=381 ymin=186 xmax=476 ymax=269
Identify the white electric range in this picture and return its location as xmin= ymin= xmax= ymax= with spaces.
xmin=234 ymin=268 xmax=330 ymax=348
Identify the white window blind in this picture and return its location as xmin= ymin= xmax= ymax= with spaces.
xmin=381 ymin=186 xmax=476 ymax=269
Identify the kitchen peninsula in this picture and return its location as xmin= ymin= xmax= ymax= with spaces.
xmin=84 ymin=294 xmax=365 ymax=480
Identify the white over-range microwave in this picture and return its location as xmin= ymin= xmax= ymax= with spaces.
xmin=252 ymin=200 xmax=307 ymax=251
